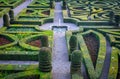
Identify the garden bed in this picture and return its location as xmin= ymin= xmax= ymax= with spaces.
xmin=0 ymin=35 xmax=11 ymax=46
xmin=83 ymin=33 xmax=99 ymax=67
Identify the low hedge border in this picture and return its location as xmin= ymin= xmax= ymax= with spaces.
xmin=77 ymin=30 xmax=106 ymax=79
xmin=0 ymin=27 xmax=7 ymax=33
xmin=72 ymin=74 xmax=83 ymax=79
xmin=27 ymin=0 xmax=50 ymax=8
xmin=64 ymin=18 xmax=79 ymax=26
xmin=41 ymin=17 xmax=54 ymax=25
xmin=98 ymin=29 xmax=120 ymax=36
xmin=108 ymin=47 xmax=119 ymax=79
xmin=19 ymin=34 xmax=50 ymax=51
xmin=0 ymin=0 xmax=25 ymax=9
xmin=0 ymin=33 xmax=18 ymax=49
xmin=4 ymin=70 xmax=52 ymax=79
xmin=11 ymin=20 xmax=41 ymax=26
xmin=0 ymin=64 xmax=38 ymax=71
xmin=0 ymin=51 xmax=38 ymax=61
xmin=6 ymin=26 xmax=43 ymax=32
xmin=0 ymin=8 xmax=10 ymax=17
xmin=65 ymin=31 xmax=72 ymax=61
xmin=78 ymin=21 xmax=114 ymax=26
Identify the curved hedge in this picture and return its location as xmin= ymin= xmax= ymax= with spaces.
xmin=41 ymin=17 xmax=54 ymax=24
xmin=0 ymin=0 xmax=25 ymax=9
xmin=77 ymin=30 xmax=106 ymax=79
xmin=108 ymin=47 xmax=119 ymax=79
xmin=19 ymin=34 xmax=50 ymax=51
xmin=0 ymin=8 xmax=10 ymax=17
xmin=64 ymin=18 xmax=79 ymax=26
xmin=0 ymin=33 xmax=18 ymax=49
xmin=4 ymin=70 xmax=51 ymax=79
xmin=4 ymin=70 xmax=37 ymax=79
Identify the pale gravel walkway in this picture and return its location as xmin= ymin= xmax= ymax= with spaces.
xmin=0 ymin=61 xmax=38 ymax=65
xmin=0 ymin=0 xmax=33 ymax=28
xmin=40 ymin=23 xmax=79 ymax=31
xmin=52 ymin=30 xmax=70 ymax=79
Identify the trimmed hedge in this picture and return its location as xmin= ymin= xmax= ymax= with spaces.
xmin=0 ymin=8 xmax=10 ymax=17
xmin=0 ymin=33 xmax=18 ymax=49
xmin=4 ymin=70 xmax=52 ymax=79
xmin=3 ymin=14 xmax=10 ymax=27
xmin=77 ymin=30 xmax=106 ymax=79
xmin=27 ymin=0 xmax=50 ymax=8
xmin=78 ymin=21 xmax=114 ymax=26
xmin=70 ymin=50 xmax=83 ymax=79
xmin=65 ymin=31 xmax=72 ymax=60
xmin=69 ymin=35 xmax=78 ymax=55
xmin=0 ymin=51 xmax=38 ymax=61
xmin=11 ymin=20 xmax=41 ymax=25
xmin=0 ymin=0 xmax=25 ymax=9
xmin=108 ymin=47 xmax=119 ymax=79
xmin=64 ymin=18 xmax=79 ymax=26
xmin=41 ymin=18 xmax=54 ymax=24
xmin=0 ymin=64 xmax=38 ymax=71
xmin=19 ymin=34 xmax=50 ymax=51
xmin=9 ymin=9 xmax=14 ymax=22
xmin=39 ymin=47 xmax=52 ymax=72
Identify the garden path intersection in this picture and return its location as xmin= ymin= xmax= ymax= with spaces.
xmin=0 ymin=0 xmax=114 ymax=79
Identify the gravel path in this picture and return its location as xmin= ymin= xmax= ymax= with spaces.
xmin=0 ymin=0 xmax=33 ymax=28
xmin=40 ymin=23 xmax=79 ymax=31
xmin=52 ymin=30 xmax=70 ymax=79
xmin=100 ymin=38 xmax=112 ymax=79
xmin=52 ymin=2 xmax=71 ymax=79
xmin=54 ymin=2 xmax=63 ymax=23
xmin=0 ymin=61 xmax=38 ymax=65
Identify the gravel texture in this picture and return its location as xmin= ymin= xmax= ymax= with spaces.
xmin=52 ymin=30 xmax=70 ymax=79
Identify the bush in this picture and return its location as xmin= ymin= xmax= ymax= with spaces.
xmin=109 ymin=11 xmax=114 ymax=23
xmin=69 ymin=35 xmax=78 ymax=54
xmin=108 ymin=47 xmax=119 ymax=79
xmin=3 ymin=14 xmax=10 ymax=27
xmin=41 ymin=35 xmax=49 ymax=47
xmin=38 ymin=47 xmax=52 ymax=72
xmin=114 ymin=15 xmax=120 ymax=27
xmin=9 ymin=9 xmax=14 ymax=22
xmin=71 ymin=50 xmax=82 ymax=74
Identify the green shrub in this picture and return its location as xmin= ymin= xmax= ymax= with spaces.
xmin=3 ymin=14 xmax=10 ymax=27
xmin=41 ymin=35 xmax=49 ymax=47
xmin=109 ymin=11 xmax=114 ymax=23
xmin=114 ymin=15 xmax=120 ymax=27
xmin=39 ymin=47 xmax=52 ymax=72
xmin=77 ymin=30 xmax=106 ymax=79
xmin=69 ymin=35 xmax=78 ymax=54
xmin=9 ymin=9 xmax=14 ymax=22
xmin=108 ymin=47 xmax=118 ymax=79
xmin=71 ymin=50 xmax=82 ymax=74
xmin=0 ymin=8 xmax=10 ymax=17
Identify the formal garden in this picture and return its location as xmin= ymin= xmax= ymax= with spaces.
xmin=0 ymin=0 xmax=120 ymax=79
